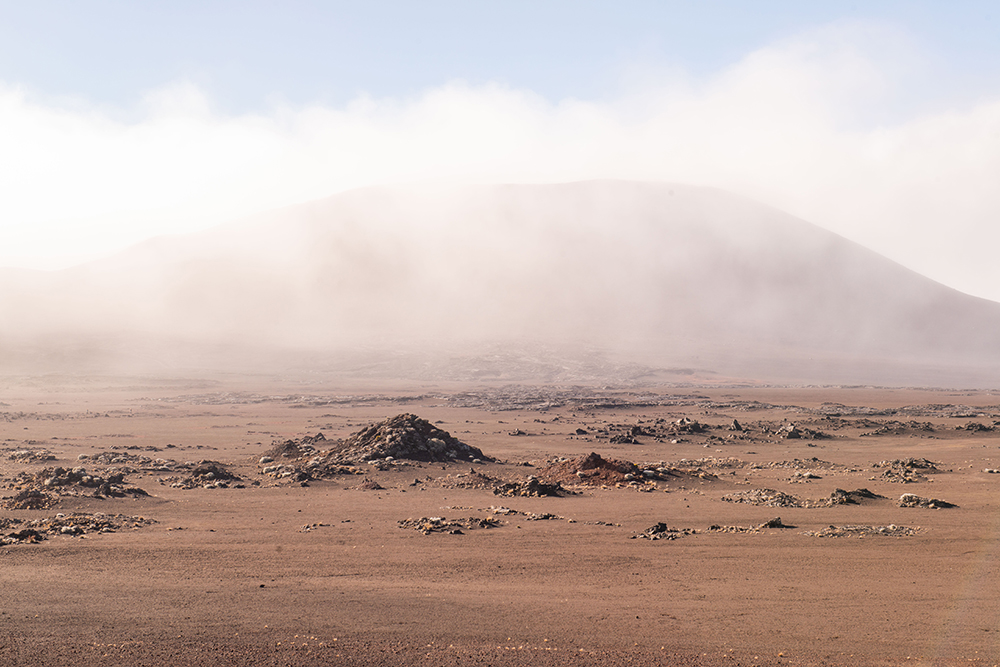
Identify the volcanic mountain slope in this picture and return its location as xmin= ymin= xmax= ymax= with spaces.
xmin=2 ymin=180 xmax=999 ymax=385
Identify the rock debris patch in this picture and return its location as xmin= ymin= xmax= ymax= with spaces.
xmin=804 ymin=524 xmax=919 ymax=538
xmin=5 ymin=448 xmax=55 ymax=463
xmin=632 ymin=523 xmax=697 ymax=540
xmin=0 ymin=512 xmax=156 ymax=545
xmin=707 ymin=517 xmax=791 ymax=534
xmin=159 ymin=461 xmax=243 ymax=489
xmin=398 ymin=516 xmax=502 ymax=535
xmin=355 ymin=478 xmax=385 ymax=491
xmin=79 ymin=451 xmax=178 ymax=472
xmin=871 ymin=458 xmax=941 ymax=483
xmin=722 ymin=488 xmax=885 ymax=509
xmin=722 ymin=488 xmax=803 ymax=508
xmin=492 ymin=477 xmax=566 ymax=497
xmin=486 ymin=506 xmax=564 ymax=521
xmin=897 ymin=493 xmax=957 ymax=509
xmin=1 ymin=466 xmax=148 ymax=508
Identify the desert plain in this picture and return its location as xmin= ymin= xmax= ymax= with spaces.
xmin=3 ymin=375 xmax=1000 ymax=667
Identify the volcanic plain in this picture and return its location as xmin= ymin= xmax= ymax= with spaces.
xmin=3 ymin=376 xmax=1000 ymax=666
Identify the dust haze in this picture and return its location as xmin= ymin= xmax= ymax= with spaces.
xmin=2 ymin=180 xmax=998 ymax=387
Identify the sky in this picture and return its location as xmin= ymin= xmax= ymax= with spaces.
xmin=1 ymin=1 xmax=999 ymax=300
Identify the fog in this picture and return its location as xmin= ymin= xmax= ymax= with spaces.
xmin=3 ymin=181 xmax=999 ymax=386
xmin=2 ymin=23 xmax=1000 ymax=303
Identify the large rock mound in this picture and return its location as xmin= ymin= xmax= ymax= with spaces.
xmin=327 ymin=414 xmax=489 ymax=464
xmin=538 ymin=452 xmax=643 ymax=486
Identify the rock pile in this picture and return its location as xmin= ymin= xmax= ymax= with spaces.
xmin=871 ymin=458 xmax=939 ymax=483
xmin=804 ymin=524 xmax=919 ymax=538
xmin=898 ymin=493 xmax=957 ymax=509
xmin=722 ymin=488 xmax=803 ymax=508
xmin=159 ymin=461 xmax=242 ymax=489
xmin=707 ymin=518 xmax=789 ymax=534
xmin=486 ymin=506 xmax=563 ymax=520
xmin=774 ymin=423 xmax=830 ymax=439
xmin=262 ymin=433 xmax=327 ymax=461
xmin=328 ymin=414 xmax=490 ymax=464
xmin=537 ymin=452 xmax=645 ymax=486
xmin=1 ymin=466 xmax=148 ymax=508
xmin=6 ymin=449 xmax=55 ymax=463
xmin=397 ymin=516 xmax=501 ymax=535
xmin=632 ymin=523 xmax=696 ymax=540
xmin=826 ymin=488 xmax=884 ymax=505
xmin=437 ymin=470 xmax=505 ymax=491
xmin=493 ymin=477 xmax=566 ymax=497
xmin=722 ymin=488 xmax=880 ymax=509
xmin=2 ymin=489 xmax=54 ymax=510
xmin=80 ymin=451 xmax=177 ymax=472
xmin=258 ymin=416 xmax=490 ymax=484
xmin=0 ymin=512 xmax=156 ymax=545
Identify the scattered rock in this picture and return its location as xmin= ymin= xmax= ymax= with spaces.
xmin=871 ymin=458 xmax=939 ymax=483
xmin=397 ymin=516 xmax=501 ymax=535
xmin=160 ymin=461 xmax=242 ymax=489
xmin=706 ymin=518 xmax=790 ymax=533
xmin=493 ymin=477 xmax=566 ymax=497
xmin=722 ymin=488 xmax=803 ymax=508
xmin=633 ymin=523 xmax=696 ymax=540
xmin=355 ymin=478 xmax=385 ymax=491
xmin=6 ymin=449 xmax=55 ymax=463
xmin=826 ymin=488 xmax=885 ymax=505
xmin=1 ymin=466 xmax=148 ymax=507
xmin=804 ymin=524 xmax=919 ymax=538
xmin=898 ymin=493 xmax=957 ymax=509
xmin=0 ymin=513 xmax=156 ymax=545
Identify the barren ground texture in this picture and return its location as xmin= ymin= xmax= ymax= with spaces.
xmin=3 ymin=377 xmax=1000 ymax=667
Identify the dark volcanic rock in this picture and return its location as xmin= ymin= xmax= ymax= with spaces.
xmin=327 ymin=414 xmax=490 ymax=464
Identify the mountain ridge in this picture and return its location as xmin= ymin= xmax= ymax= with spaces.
xmin=2 ymin=180 xmax=998 ymax=386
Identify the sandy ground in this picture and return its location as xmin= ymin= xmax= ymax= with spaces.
xmin=3 ymin=376 xmax=1000 ymax=666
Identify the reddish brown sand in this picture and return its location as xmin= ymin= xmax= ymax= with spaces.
xmin=3 ymin=377 xmax=1000 ymax=666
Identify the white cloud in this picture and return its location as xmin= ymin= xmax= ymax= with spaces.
xmin=1 ymin=22 xmax=999 ymax=301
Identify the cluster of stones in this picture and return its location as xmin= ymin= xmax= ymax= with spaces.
xmin=1 ymin=466 xmax=148 ymax=509
xmin=632 ymin=523 xmax=697 ymax=540
xmin=397 ymin=516 xmax=501 ymax=535
xmin=492 ymin=477 xmax=565 ymax=497
xmin=6 ymin=449 xmax=55 ymax=463
xmin=487 ymin=506 xmax=563 ymax=521
xmin=79 ymin=451 xmax=178 ymax=472
xmin=803 ymin=524 xmax=919 ymax=538
xmin=0 ymin=512 xmax=156 ymax=545
xmin=722 ymin=488 xmax=802 ymax=508
xmin=159 ymin=461 xmax=242 ymax=489
xmin=897 ymin=493 xmax=956 ymax=509
xmin=329 ymin=414 xmax=490 ymax=464
xmin=256 ymin=416 xmax=491 ymax=486
xmin=707 ymin=518 xmax=789 ymax=534
xmin=871 ymin=458 xmax=939 ymax=483
xmin=722 ymin=487 xmax=883 ymax=509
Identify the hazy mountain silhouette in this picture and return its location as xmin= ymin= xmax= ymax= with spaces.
xmin=2 ymin=181 xmax=998 ymax=386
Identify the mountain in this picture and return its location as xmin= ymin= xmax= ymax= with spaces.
xmin=2 ymin=180 xmax=999 ymax=386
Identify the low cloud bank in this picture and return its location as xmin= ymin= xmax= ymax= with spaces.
xmin=1 ymin=22 xmax=998 ymax=300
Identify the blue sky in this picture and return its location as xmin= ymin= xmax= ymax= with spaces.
xmin=2 ymin=1 xmax=997 ymax=113
xmin=1 ymin=1 xmax=999 ymax=299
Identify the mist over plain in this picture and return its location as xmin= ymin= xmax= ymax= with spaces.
xmin=2 ymin=180 xmax=998 ymax=387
